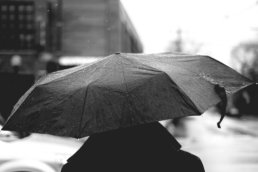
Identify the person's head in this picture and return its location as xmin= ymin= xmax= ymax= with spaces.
xmin=67 ymin=122 xmax=181 ymax=171
xmin=71 ymin=122 xmax=181 ymax=158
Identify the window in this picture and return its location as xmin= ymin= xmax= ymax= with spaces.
xmin=0 ymin=1 xmax=35 ymax=50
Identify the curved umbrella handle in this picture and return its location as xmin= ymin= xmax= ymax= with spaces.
xmin=214 ymin=84 xmax=227 ymax=129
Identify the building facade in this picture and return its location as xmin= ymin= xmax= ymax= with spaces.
xmin=0 ymin=0 xmax=142 ymax=74
xmin=0 ymin=0 xmax=61 ymax=74
xmin=62 ymin=0 xmax=142 ymax=56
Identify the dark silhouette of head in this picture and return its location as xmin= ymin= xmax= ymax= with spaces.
xmin=66 ymin=122 xmax=181 ymax=171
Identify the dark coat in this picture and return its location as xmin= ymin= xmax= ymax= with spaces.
xmin=61 ymin=122 xmax=205 ymax=172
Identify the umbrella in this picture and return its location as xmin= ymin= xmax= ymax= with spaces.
xmin=2 ymin=52 xmax=254 ymax=138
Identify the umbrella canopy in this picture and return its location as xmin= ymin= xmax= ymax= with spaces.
xmin=2 ymin=53 xmax=254 ymax=138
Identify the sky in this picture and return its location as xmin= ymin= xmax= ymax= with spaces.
xmin=121 ymin=0 xmax=258 ymax=66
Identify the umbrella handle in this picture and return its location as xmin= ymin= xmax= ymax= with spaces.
xmin=217 ymin=113 xmax=225 ymax=128
xmin=214 ymin=84 xmax=227 ymax=129
xmin=216 ymin=100 xmax=227 ymax=129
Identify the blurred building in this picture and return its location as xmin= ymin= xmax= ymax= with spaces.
xmin=62 ymin=0 xmax=142 ymax=56
xmin=0 ymin=0 xmax=62 ymax=74
xmin=0 ymin=0 xmax=142 ymax=74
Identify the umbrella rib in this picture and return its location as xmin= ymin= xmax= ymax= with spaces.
xmin=77 ymin=85 xmax=90 ymax=138
xmin=37 ymin=56 xmax=111 ymax=86
xmin=120 ymin=57 xmax=131 ymax=98
xmin=119 ymin=56 xmax=136 ymax=119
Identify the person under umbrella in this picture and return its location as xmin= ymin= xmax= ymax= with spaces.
xmin=61 ymin=122 xmax=205 ymax=172
xmin=2 ymin=53 xmax=254 ymax=171
xmin=3 ymin=53 xmax=253 ymax=138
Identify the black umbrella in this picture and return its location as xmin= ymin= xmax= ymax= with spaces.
xmin=2 ymin=53 xmax=254 ymax=138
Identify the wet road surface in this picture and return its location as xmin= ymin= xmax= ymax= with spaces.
xmin=169 ymin=113 xmax=258 ymax=172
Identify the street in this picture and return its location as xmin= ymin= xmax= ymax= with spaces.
xmin=5 ymin=110 xmax=257 ymax=172
xmin=172 ymin=112 xmax=258 ymax=172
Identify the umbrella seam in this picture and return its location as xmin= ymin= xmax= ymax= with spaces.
xmin=77 ymin=84 xmax=90 ymax=138
xmin=140 ymin=57 xmax=218 ymax=112
xmin=122 ymin=54 xmax=201 ymax=120
xmin=37 ymin=56 xmax=112 ymax=86
xmin=124 ymin=54 xmax=162 ymax=73
xmin=161 ymin=72 xmax=202 ymax=114
xmin=119 ymin=55 xmax=138 ymax=124
xmin=119 ymin=56 xmax=129 ymax=95
xmin=202 ymin=55 xmax=253 ymax=82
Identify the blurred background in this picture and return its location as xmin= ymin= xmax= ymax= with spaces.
xmin=0 ymin=0 xmax=257 ymax=172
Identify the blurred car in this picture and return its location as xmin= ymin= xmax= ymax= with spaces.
xmin=0 ymin=125 xmax=84 ymax=172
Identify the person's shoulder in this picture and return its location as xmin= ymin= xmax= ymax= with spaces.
xmin=177 ymin=150 xmax=202 ymax=160
xmin=176 ymin=150 xmax=205 ymax=172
